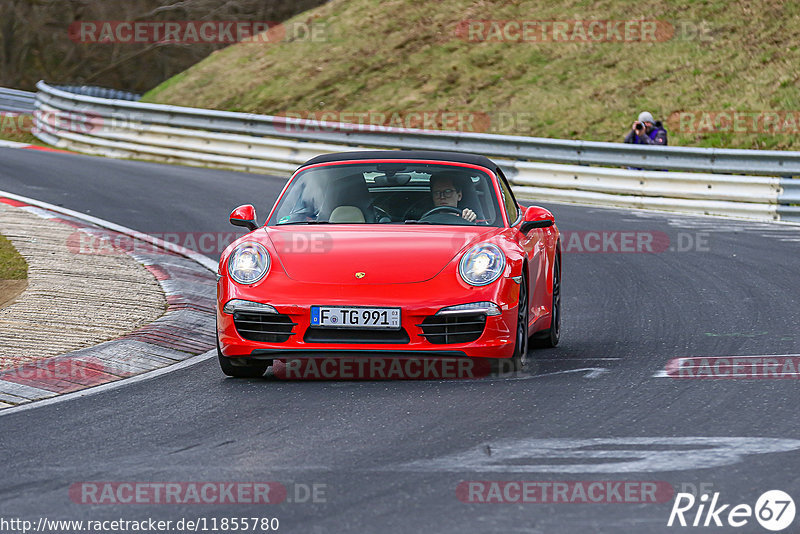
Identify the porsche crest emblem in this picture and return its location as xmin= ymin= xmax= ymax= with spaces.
xmin=355 ymin=272 xmax=366 ymax=279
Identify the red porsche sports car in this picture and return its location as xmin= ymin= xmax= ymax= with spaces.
xmin=216 ymin=150 xmax=561 ymax=377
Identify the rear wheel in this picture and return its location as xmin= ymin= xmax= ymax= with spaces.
xmin=532 ymin=254 xmax=561 ymax=348
xmin=217 ymin=338 xmax=270 ymax=378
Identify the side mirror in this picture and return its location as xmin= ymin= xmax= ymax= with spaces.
xmin=519 ymin=206 xmax=554 ymax=234
xmin=230 ymin=204 xmax=258 ymax=231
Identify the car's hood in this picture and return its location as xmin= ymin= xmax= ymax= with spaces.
xmin=264 ymin=225 xmax=500 ymax=284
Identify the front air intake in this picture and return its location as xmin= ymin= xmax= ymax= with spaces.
xmin=418 ymin=313 xmax=486 ymax=344
xmin=234 ymin=311 xmax=296 ymax=343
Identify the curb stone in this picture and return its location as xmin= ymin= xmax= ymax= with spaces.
xmin=0 ymin=196 xmax=216 ymax=408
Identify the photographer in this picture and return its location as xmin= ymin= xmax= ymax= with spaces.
xmin=624 ymin=111 xmax=668 ymax=145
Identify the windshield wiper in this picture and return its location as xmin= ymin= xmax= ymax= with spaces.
xmin=403 ymin=220 xmax=434 ymax=224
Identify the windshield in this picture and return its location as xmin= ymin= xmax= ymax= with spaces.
xmin=267 ymin=162 xmax=503 ymax=227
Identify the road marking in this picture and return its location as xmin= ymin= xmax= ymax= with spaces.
xmin=0 ymin=140 xmax=30 ymax=148
xmin=704 ymin=331 xmax=767 ymax=338
xmin=0 ymin=350 xmax=214 ymax=418
xmin=391 ymin=437 xmax=800 ymax=473
xmin=502 ymin=367 xmax=609 ymax=380
xmin=323 ymin=366 xmax=611 ymax=387
xmin=582 ymin=368 xmax=608 ymax=378
xmin=534 ymin=358 xmax=621 ymax=361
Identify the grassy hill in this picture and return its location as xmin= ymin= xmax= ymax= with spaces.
xmin=143 ymin=0 xmax=800 ymax=150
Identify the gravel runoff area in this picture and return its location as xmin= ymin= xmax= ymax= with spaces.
xmin=0 ymin=197 xmax=216 ymax=409
xmin=0 ymin=201 xmax=166 ymax=367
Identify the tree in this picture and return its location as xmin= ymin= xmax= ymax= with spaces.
xmin=0 ymin=0 xmax=327 ymax=91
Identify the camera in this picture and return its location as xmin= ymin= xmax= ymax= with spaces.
xmin=635 ymin=122 xmax=644 ymax=131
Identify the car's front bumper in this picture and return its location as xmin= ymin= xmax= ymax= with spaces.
xmin=217 ymin=275 xmax=520 ymax=360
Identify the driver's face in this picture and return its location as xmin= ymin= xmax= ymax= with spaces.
xmin=431 ymin=179 xmax=462 ymax=207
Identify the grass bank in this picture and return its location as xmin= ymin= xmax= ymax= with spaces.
xmin=0 ymin=233 xmax=28 ymax=309
xmin=142 ymin=0 xmax=800 ymax=150
xmin=0 ymin=113 xmax=40 ymax=145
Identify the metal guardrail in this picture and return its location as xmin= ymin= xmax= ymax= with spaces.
xmin=1 ymin=85 xmax=139 ymax=113
xmin=500 ymin=160 xmax=782 ymax=220
xmin=0 ymin=88 xmax=36 ymax=113
xmin=33 ymin=81 xmax=800 ymax=177
xmin=30 ymin=81 xmax=800 ymax=222
xmin=53 ymin=85 xmax=141 ymax=102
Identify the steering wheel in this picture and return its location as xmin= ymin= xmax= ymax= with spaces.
xmin=374 ymin=205 xmax=392 ymax=223
xmin=420 ymin=206 xmax=462 ymax=220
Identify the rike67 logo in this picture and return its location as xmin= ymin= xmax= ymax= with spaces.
xmin=668 ymin=490 xmax=795 ymax=531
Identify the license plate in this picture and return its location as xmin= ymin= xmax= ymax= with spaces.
xmin=310 ymin=306 xmax=401 ymax=330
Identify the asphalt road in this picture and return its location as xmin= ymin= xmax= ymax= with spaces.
xmin=1 ymin=148 xmax=800 ymax=534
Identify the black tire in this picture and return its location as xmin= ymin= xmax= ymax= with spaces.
xmin=217 ymin=338 xmax=270 ymax=378
xmin=532 ymin=253 xmax=561 ymax=348
xmin=491 ymin=271 xmax=529 ymax=374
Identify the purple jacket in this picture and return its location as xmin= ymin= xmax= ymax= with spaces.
xmin=624 ymin=121 xmax=668 ymax=145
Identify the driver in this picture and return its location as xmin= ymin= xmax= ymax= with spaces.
xmin=429 ymin=173 xmax=477 ymax=222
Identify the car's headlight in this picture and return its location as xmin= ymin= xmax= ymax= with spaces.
xmin=459 ymin=243 xmax=506 ymax=286
xmin=227 ymin=242 xmax=270 ymax=284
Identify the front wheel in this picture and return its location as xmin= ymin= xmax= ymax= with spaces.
xmin=217 ymin=338 xmax=270 ymax=378
xmin=491 ymin=271 xmax=529 ymax=374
